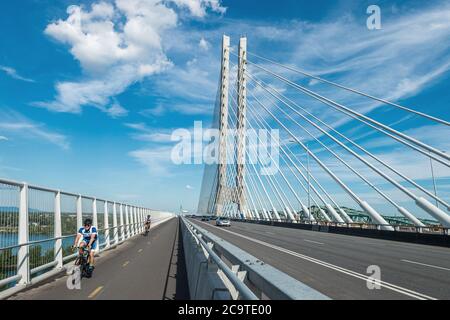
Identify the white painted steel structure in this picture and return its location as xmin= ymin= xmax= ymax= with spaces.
xmin=198 ymin=35 xmax=450 ymax=233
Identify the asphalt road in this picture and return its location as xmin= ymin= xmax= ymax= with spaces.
xmin=191 ymin=219 xmax=450 ymax=300
xmin=9 ymin=218 xmax=190 ymax=300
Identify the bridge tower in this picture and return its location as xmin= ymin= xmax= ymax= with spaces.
xmin=236 ymin=37 xmax=248 ymax=219
xmin=213 ymin=35 xmax=249 ymax=218
xmin=214 ymin=35 xmax=230 ymax=217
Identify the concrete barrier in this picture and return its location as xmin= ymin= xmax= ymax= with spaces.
xmin=180 ymin=219 xmax=231 ymax=300
xmin=233 ymin=219 xmax=450 ymax=247
xmin=181 ymin=218 xmax=330 ymax=300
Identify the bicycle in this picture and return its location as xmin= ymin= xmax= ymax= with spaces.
xmin=73 ymin=246 xmax=93 ymax=279
xmin=144 ymin=222 xmax=151 ymax=236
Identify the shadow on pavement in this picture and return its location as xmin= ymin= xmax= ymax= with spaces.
xmin=162 ymin=219 xmax=190 ymax=300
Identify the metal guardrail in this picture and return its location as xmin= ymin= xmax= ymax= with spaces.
xmin=183 ymin=218 xmax=257 ymax=300
xmin=0 ymin=177 xmax=173 ymax=298
xmin=182 ymin=217 xmax=330 ymax=300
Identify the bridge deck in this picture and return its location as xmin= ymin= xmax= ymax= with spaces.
xmin=9 ymin=218 xmax=190 ymax=300
xmin=192 ymin=219 xmax=450 ymax=300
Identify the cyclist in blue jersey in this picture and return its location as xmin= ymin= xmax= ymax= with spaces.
xmin=73 ymin=218 xmax=98 ymax=274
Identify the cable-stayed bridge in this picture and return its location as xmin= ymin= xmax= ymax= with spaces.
xmin=1 ymin=36 xmax=449 ymax=301
xmin=198 ymin=35 xmax=450 ymax=232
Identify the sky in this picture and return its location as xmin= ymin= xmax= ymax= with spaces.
xmin=0 ymin=0 xmax=449 ymax=218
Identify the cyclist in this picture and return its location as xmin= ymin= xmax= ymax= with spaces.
xmin=73 ymin=218 xmax=98 ymax=275
xmin=144 ymin=215 xmax=152 ymax=234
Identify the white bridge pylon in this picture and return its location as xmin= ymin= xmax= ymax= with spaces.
xmin=215 ymin=35 xmax=249 ymax=219
xmin=204 ymin=35 xmax=450 ymax=231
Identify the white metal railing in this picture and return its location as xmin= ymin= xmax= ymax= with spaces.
xmin=0 ymin=177 xmax=170 ymax=296
xmin=182 ymin=217 xmax=329 ymax=300
xmin=182 ymin=218 xmax=258 ymax=300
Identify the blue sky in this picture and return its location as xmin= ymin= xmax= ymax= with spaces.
xmin=0 ymin=0 xmax=449 ymax=217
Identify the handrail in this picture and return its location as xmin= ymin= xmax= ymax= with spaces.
xmin=182 ymin=217 xmax=330 ymax=300
xmin=0 ymin=177 xmax=156 ymax=209
xmin=183 ymin=218 xmax=258 ymax=300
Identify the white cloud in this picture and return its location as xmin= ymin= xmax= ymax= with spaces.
xmin=126 ymin=122 xmax=208 ymax=174
xmin=199 ymin=37 xmax=210 ymax=51
xmin=0 ymin=109 xmax=69 ymax=150
xmin=171 ymin=0 xmax=226 ymax=18
xmin=105 ymin=102 xmax=129 ymax=118
xmin=252 ymin=5 xmax=450 ymax=129
xmin=140 ymin=105 xmax=166 ymax=117
xmin=129 ymin=146 xmax=173 ymax=176
xmin=141 ymin=103 xmax=213 ymax=117
xmin=126 ymin=122 xmax=177 ymax=174
xmin=154 ymin=55 xmax=218 ymax=102
xmin=36 ymin=0 xmax=225 ymax=117
xmin=0 ymin=65 xmax=35 ymax=83
xmin=174 ymin=103 xmax=213 ymax=115
xmin=125 ymin=122 xmax=174 ymax=143
xmin=186 ymin=184 xmax=194 ymax=189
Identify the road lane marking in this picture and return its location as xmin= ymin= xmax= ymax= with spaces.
xmin=88 ymin=286 xmax=104 ymax=299
xmin=123 ymin=261 xmax=130 ymax=267
xmin=304 ymin=239 xmax=324 ymax=245
xmin=401 ymin=259 xmax=450 ymax=272
xmin=138 ymin=249 xmax=143 ymax=253
xmin=195 ymin=220 xmax=436 ymax=300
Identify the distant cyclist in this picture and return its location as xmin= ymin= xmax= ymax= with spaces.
xmin=73 ymin=218 xmax=98 ymax=274
xmin=144 ymin=215 xmax=152 ymax=235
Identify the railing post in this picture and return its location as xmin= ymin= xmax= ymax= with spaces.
xmin=135 ymin=207 xmax=139 ymax=235
xmin=119 ymin=203 xmax=125 ymax=241
xmin=139 ymin=208 xmax=144 ymax=232
xmin=125 ymin=205 xmax=130 ymax=239
xmin=132 ymin=206 xmax=137 ymax=236
xmin=138 ymin=207 xmax=142 ymax=233
xmin=104 ymin=201 xmax=110 ymax=248
xmin=76 ymin=195 xmax=82 ymax=229
xmin=128 ymin=206 xmax=133 ymax=237
xmin=54 ymin=191 xmax=63 ymax=269
xmin=137 ymin=207 xmax=140 ymax=234
xmin=129 ymin=206 xmax=133 ymax=237
xmin=143 ymin=209 xmax=146 ymax=229
xmin=113 ymin=202 xmax=119 ymax=245
xmin=92 ymin=198 xmax=98 ymax=230
xmin=137 ymin=207 xmax=140 ymax=233
xmin=17 ymin=183 xmax=30 ymax=285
